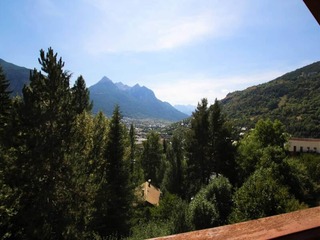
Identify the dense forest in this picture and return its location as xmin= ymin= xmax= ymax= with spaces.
xmin=221 ymin=61 xmax=320 ymax=138
xmin=1 ymin=49 xmax=319 ymax=239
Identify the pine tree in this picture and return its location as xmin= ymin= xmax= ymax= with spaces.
xmin=13 ymin=48 xmax=74 ymax=238
xmin=129 ymin=123 xmax=135 ymax=174
xmin=208 ymin=99 xmax=236 ymax=184
xmin=0 ymin=67 xmax=19 ymax=237
xmin=71 ymin=75 xmax=93 ymax=114
xmin=141 ymin=131 xmax=163 ymax=187
xmin=94 ymin=105 xmax=132 ymax=238
xmin=0 ymin=66 xmax=12 ymax=139
xmin=162 ymin=131 xmax=186 ymax=198
xmin=91 ymin=111 xmax=109 ymax=179
xmin=66 ymin=111 xmax=97 ymax=238
xmin=186 ymin=98 xmax=210 ymax=197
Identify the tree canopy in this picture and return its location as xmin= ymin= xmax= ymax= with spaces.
xmin=1 ymin=48 xmax=319 ymax=239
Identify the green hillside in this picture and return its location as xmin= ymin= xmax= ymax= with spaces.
xmin=221 ymin=61 xmax=320 ymax=138
xmin=0 ymin=58 xmax=30 ymax=96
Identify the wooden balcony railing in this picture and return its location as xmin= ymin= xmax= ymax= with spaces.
xmin=150 ymin=206 xmax=320 ymax=240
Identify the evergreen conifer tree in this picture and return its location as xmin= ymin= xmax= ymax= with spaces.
xmin=71 ymin=75 xmax=93 ymax=114
xmin=186 ymin=98 xmax=209 ymax=197
xmin=141 ymin=131 xmax=163 ymax=187
xmin=13 ymin=48 xmax=74 ymax=238
xmin=208 ymin=99 xmax=236 ymax=184
xmin=94 ymin=105 xmax=132 ymax=238
xmin=0 ymin=66 xmax=12 ymax=138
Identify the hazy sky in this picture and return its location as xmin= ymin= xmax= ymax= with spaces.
xmin=1 ymin=0 xmax=319 ymax=105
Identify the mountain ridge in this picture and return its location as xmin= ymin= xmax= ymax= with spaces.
xmin=2 ymin=57 xmax=320 ymax=130
xmin=89 ymin=77 xmax=188 ymax=121
xmin=0 ymin=58 xmax=31 ymax=96
xmin=220 ymin=61 xmax=320 ymax=138
xmin=0 ymin=59 xmax=188 ymax=121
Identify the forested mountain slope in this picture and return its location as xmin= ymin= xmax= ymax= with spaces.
xmin=221 ymin=61 xmax=320 ymax=138
xmin=0 ymin=58 xmax=30 ymax=96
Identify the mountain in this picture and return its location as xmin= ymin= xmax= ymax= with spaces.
xmin=0 ymin=58 xmax=30 ymax=96
xmin=174 ymin=104 xmax=196 ymax=116
xmin=89 ymin=77 xmax=188 ymax=121
xmin=220 ymin=61 xmax=320 ymax=138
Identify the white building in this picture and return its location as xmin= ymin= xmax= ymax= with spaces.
xmin=288 ymin=137 xmax=320 ymax=154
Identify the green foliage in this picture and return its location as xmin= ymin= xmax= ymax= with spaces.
xmin=0 ymin=147 xmax=21 ymax=239
xmin=237 ymin=119 xmax=287 ymax=182
xmin=285 ymin=154 xmax=320 ymax=206
xmin=127 ymin=124 xmax=144 ymax=187
xmin=64 ymin=112 xmax=97 ymax=238
xmin=186 ymin=98 xmax=210 ymax=196
xmin=0 ymin=48 xmax=98 ymax=239
xmin=186 ymin=99 xmax=236 ymax=197
xmin=1 ymin=48 xmax=318 ymax=239
xmin=187 ymin=176 xmax=233 ymax=230
xmin=0 ymin=66 xmax=12 ymax=134
xmin=71 ymin=75 xmax=93 ymax=114
xmin=12 ymin=48 xmax=75 ymax=238
xmin=221 ymin=61 xmax=320 ymax=138
xmin=130 ymin=193 xmax=190 ymax=239
xmin=208 ymin=100 xmax=236 ymax=184
xmin=161 ymin=131 xmax=187 ymax=198
xmin=141 ymin=131 xmax=164 ymax=187
xmin=253 ymin=119 xmax=287 ymax=147
xmin=92 ymin=105 xmax=133 ymax=238
xmin=128 ymin=220 xmax=173 ymax=240
xmin=230 ymin=167 xmax=306 ymax=223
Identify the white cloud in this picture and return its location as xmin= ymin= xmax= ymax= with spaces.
xmin=82 ymin=0 xmax=247 ymax=54
xmin=146 ymin=69 xmax=285 ymax=105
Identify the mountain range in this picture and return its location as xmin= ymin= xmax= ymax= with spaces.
xmin=89 ymin=77 xmax=188 ymax=121
xmin=2 ymin=57 xmax=320 ymax=137
xmin=0 ymin=58 xmax=188 ymax=121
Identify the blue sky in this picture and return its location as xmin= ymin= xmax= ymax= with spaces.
xmin=1 ymin=0 xmax=319 ymax=105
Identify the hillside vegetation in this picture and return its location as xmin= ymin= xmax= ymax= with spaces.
xmin=1 ymin=49 xmax=319 ymax=239
xmin=0 ymin=58 xmax=30 ymax=96
xmin=221 ymin=61 xmax=320 ymax=138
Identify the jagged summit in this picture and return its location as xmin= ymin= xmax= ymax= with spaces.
xmin=89 ymin=77 xmax=188 ymax=121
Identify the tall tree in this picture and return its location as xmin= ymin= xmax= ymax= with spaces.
xmin=0 ymin=69 xmax=21 ymax=239
xmin=0 ymin=66 xmax=12 ymax=141
xmin=141 ymin=131 xmax=164 ymax=187
xmin=129 ymin=123 xmax=136 ymax=174
xmin=208 ymin=99 xmax=236 ymax=184
xmin=90 ymin=111 xmax=109 ymax=180
xmin=66 ymin=111 xmax=97 ymax=238
xmin=128 ymin=123 xmax=144 ymax=186
xmin=94 ymin=105 xmax=132 ymax=238
xmin=186 ymin=98 xmax=210 ymax=197
xmin=12 ymin=48 xmax=74 ymax=238
xmin=71 ymin=75 xmax=93 ymax=114
xmin=162 ymin=131 xmax=186 ymax=198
